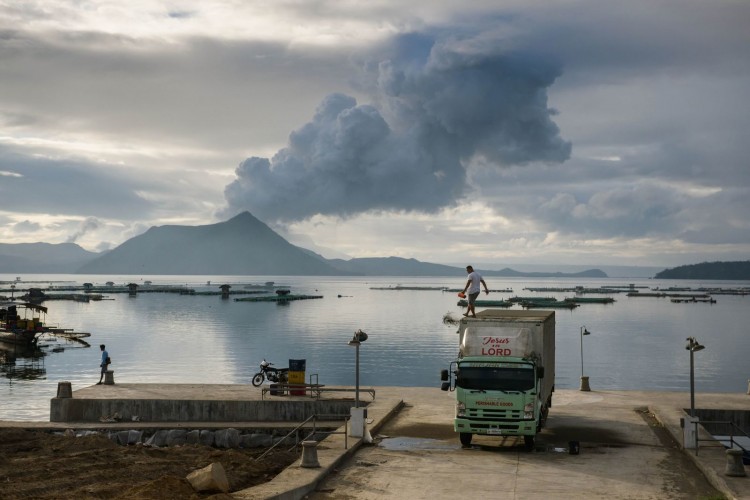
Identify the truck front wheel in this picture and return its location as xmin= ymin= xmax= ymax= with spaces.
xmin=459 ymin=433 xmax=473 ymax=447
xmin=524 ymin=435 xmax=535 ymax=450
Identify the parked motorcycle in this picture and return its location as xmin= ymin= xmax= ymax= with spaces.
xmin=251 ymin=359 xmax=289 ymax=386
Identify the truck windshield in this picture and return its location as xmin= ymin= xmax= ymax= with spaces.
xmin=456 ymin=366 xmax=535 ymax=392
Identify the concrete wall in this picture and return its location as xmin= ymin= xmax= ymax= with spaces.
xmin=50 ymin=397 xmax=360 ymax=423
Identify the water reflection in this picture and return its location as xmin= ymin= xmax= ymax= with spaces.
xmin=0 ymin=342 xmax=46 ymax=382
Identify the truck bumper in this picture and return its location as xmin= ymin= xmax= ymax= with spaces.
xmin=454 ymin=417 xmax=537 ymax=436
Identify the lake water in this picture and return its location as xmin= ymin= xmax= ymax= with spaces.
xmin=2 ymin=274 xmax=749 ymax=421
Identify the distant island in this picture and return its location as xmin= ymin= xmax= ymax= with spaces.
xmin=654 ymin=261 xmax=750 ymax=280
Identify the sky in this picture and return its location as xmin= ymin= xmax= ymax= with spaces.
xmin=1 ymin=0 xmax=749 ymax=268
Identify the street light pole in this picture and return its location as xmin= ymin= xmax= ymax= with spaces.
xmin=580 ymin=326 xmax=591 ymax=391
xmin=684 ymin=337 xmax=705 ymax=450
xmin=686 ymin=337 xmax=705 ymax=418
xmin=348 ymin=329 xmax=368 ymax=408
xmin=348 ymin=329 xmax=368 ymax=438
xmin=690 ymin=342 xmax=695 ymax=417
xmin=353 ymin=340 xmax=360 ymax=408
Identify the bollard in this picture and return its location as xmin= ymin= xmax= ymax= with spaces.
xmin=56 ymin=381 xmax=72 ymax=398
xmin=568 ymin=441 xmax=580 ymax=455
xmin=725 ymin=449 xmax=747 ymax=477
xmin=350 ymin=407 xmax=366 ymax=437
xmin=104 ymin=370 xmax=115 ymax=385
xmin=579 ymin=376 xmax=591 ymax=392
xmin=300 ymin=440 xmax=321 ymax=468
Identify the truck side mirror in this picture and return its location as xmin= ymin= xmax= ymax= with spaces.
xmin=440 ymin=381 xmax=450 ymax=391
xmin=440 ymin=369 xmax=449 ymax=381
xmin=537 ymin=367 xmax=545 ymax=379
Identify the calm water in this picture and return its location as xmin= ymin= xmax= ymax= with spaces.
xmin=2 ymin=274 xmax=749 ymax=421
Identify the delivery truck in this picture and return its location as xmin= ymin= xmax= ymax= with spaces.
xmin=440 ymin=309 xmax=555 ymax=448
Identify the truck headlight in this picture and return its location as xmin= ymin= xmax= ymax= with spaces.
xmin=524 ymin=403 xmax=534 ymax=419
xmin=456 ymin=402 xmax=466 ymax=417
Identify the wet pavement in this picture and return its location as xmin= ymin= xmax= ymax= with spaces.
xmin=238 ymin=387 xmax=749 ymax=499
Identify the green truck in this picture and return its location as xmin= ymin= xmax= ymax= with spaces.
xmin=441 ymin=309 xmax=555 ymax=448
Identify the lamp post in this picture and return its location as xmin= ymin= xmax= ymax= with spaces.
xmin=348 ymin=329 xmax=368 ymax=438
xmin=684 ymin=337 xmax=705 ymax=450
xmin=580 ymin=326 xmax=591 ymax=391
xmin=686 ymin=337 xmax=705 ymax=418
xmin=348 ymin=329 xmax=368 ymax=408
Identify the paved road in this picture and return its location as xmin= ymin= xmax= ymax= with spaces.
xmin=309 ymin=390 xmax=720 ymax=499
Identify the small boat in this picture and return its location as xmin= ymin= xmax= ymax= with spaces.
xmin=509 ymin=296 xmax=557 ymax=303
xmin=521 ymin=300 xmax=579 ymax=309
xmin=244 ymin=281 xmax=276 ymax=289
xmin=457 ymin=299 xmax=513 ymax=308
xmin=564 ymin=297 xmax=616 ymax=304
xmin=0 ymin=302 xmax=49 ymax=347
xmin=670 ymin=297 xmax=717 ymax=304
xmin=371 ymin=285 xmax=448 ymax=291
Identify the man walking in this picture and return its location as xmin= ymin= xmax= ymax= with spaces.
xmin=461 ymin=265 xmax=489 ymax=318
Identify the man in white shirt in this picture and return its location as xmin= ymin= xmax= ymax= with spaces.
xmin=461 ymin=265 xmax=489 ymax=318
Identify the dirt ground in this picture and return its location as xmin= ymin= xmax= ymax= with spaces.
xmin=0 ymin=429 xmax=297 ymax=499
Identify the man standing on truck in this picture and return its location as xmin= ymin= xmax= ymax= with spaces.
xmin=461 ymin=265 xmax=489 ymax=318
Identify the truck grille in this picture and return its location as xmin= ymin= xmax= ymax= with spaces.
xmin=467 ymin=408 xmax=523 ymax=420
xmin=470 ymin=423 xmax=519 ymax=430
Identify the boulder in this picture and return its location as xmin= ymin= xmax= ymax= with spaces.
xmin=166 ymin=429 xmax=187 ymax=446
xmin=186 ymin=462 xmax=229 ymax=493
xmin=115 ymin=430 xmax=130 ymax=445
xmin=145 ymin=430 xmax=169 ymax=447
xmin=128 ymin=430 xmax=143 ymax=445
xmin=241 ymin=433 xmax=272 ymax=448
xmin=214 ymin=428 xmax=240 ymax=449
xmin=186 ymin=430 xmax=200 ymax=444
xmin=199 ymin=430 xmax=215 ymax=447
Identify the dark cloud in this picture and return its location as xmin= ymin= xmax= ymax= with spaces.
xmin=0 ymin=29 xmax=354 ymax=158
xmin=223 ymin=31 xmax=571 ymax=221
xmin=0 ymin=147 xmax=156 ymax=219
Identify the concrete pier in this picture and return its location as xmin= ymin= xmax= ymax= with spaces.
xmin=49 ymin=383 xmax=360 ymax=423
xmin=2 ymin=386 xmax=747 ymax=499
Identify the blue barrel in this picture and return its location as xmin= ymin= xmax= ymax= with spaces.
xmin=289 ymin=359 xmax=306 ymax=372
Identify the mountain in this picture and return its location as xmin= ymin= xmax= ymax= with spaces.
xmin=327 ymin=256 xmax=607 ymax=278
xmin=483 ymin=267 xmax=608 ymax=278
xmin=328 ymin=257 xmax=460 ymax=276
xmin=1 ymin=215 xmax=610 ymax=277
xmin=654 ymin=261 xmax=750 ymax=280
xmin=0 ymin=243 xmax=98 ymax=273
xmin=76 ymin=212 xmax=350 ymax=275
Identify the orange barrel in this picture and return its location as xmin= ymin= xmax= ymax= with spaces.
xmin=289 ymin=359 xmax=306 ymax=395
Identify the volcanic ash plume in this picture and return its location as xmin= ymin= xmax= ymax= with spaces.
xmin=224 ymin=32 xmax=571 ymax=222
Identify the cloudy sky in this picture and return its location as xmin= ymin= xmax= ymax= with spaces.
xmin=1 ymin=0 xmax=748 ymax=268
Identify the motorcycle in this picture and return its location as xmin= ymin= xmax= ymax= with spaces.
xmin=251 ymin=359 xmax=289 ymax=387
